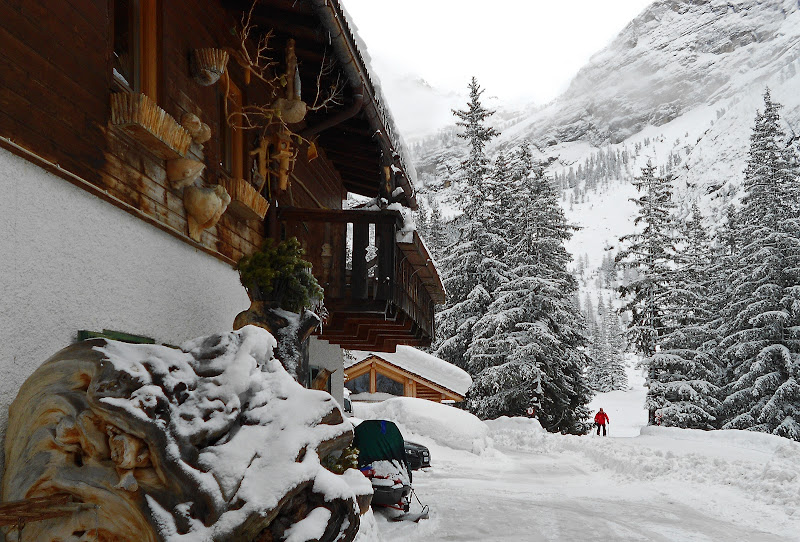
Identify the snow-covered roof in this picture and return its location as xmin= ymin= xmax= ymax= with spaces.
xmin=346 ymin=346 xmax=471 ymax=396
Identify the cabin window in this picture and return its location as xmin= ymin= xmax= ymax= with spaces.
xmin=376 ymin=374 xmax=404 ymax=396
xmin=219 ymin=72 xmax=244 ymax=179
xmin=113 ymin=0 xmax=159 ymax=99
xmin=345 ymin=373 xmax=370 ymax=394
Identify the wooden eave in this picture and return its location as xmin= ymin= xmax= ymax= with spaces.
xmin=345 ymin=355 xmax=465 ymax=402
xmin=398 ymin=231 xmax=446 ymax=304
xmin=222 ymin=0 xmax=415 ymax=205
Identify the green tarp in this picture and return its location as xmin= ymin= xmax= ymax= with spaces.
xmin=353 ymin=420 xmax=411 ymax=483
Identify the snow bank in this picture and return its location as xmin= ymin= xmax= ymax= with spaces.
xmin=354 ymin=509 xmax=383 ymax=542
xmin=485 ymin=416 xmax=547 ymax=451
xmin=489 ymin=419 xmax=800 ymax=517
xmin=354 ymin=397 xmax=491 ymax=453
xmin=580 ymin=428 xmax=800 ymax=515
xmin=351 ymin=392 xmax=398 ymax=403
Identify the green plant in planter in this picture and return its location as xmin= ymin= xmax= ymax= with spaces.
xmin=237 ymin=237 xmax=323 ymax=313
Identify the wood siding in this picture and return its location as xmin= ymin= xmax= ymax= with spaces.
xmin=0 ymin=0 xmax=348 ymax=265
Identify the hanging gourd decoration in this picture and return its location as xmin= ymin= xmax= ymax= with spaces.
xmin=184 ymin=184 xmax=231 ymax=241
xmin=270 ymin=39 xmax=307 ymax=124
xmin=167 ymin=158 xmax=206 ymax=189
xmin=181 ymin=113 xmax=212 ymax=145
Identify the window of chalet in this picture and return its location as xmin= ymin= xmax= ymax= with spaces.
xmin=345 ymin=373 xmax=369 ymax=395
xmin=219 ymin=72 xmax=244 ymax=179
xmin=376 ymin=374 xmax=404 ymax=396
xmin=113 ymin=0 xmax=159 ymax=99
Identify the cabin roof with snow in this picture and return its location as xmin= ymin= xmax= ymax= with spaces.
xmin=345 ymin=346 xmax=471 ymax=402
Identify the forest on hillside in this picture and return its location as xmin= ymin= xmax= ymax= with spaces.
xmin=417 ymin=80 xmax=800 ymax=441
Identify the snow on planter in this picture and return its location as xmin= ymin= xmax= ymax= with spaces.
xmin=356 ymin=397 xmax=491 ymax=454
xmin=2 ymin=326 xmax=363 ymax=542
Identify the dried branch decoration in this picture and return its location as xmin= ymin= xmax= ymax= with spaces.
xmin=223 ymin=0 xmax=344 ymax=133
xmin=219 ymin=0 xmax=346 ymax=197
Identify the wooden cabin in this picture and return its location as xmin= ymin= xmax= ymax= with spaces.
xmin=345 ymin=347 xmax=471 ymax=403
xmin=0 ymin=0 xmax=444 ymax=429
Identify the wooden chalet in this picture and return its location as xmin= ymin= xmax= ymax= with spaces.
xmin=0 ymin=0 xmax=444 ymax=357
xmin=345 ymin=346 xmax=471 ymax=403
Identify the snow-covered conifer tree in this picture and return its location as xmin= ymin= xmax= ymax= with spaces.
xmin=647 ymin=205 xmax=721 ymax=429
xmin=718 ymin=90 xmax=800 ymax=440
xmin=587 ymin=296 xmax=628 ymax=392
xmin=616 ymin=162 xmax=677 ymax=424
xmin=467 ymin=146 xmax=591 ymax=433
xmin=426 ymin=198 xmax=447 ymax=259
xmin=434 ymin=78 xmax=506 ymax=369
xmin=603 ymin=302 xmax=629 ymax=390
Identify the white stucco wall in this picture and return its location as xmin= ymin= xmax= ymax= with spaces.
xmin=308 ymin=337 xmax=344 ymax=406
xmin=0 ymin=146 xmax=251 ymax=464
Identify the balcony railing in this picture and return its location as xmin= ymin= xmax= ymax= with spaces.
xmin=278 ymin=207 xmax=444 ymax=351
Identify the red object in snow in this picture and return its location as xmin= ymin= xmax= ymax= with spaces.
xmin=594 ymin=411 xmax=609 ymax=425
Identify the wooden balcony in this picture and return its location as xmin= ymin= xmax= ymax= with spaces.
xmin=278 ymin=207 xmax=445 ymax=352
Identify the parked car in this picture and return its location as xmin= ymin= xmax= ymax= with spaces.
xmin=404 ymin=441 xmax=431 ymax=470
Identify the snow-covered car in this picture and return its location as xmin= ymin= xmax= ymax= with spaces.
xmin=403 ymin=441 xmax=430 ymax=470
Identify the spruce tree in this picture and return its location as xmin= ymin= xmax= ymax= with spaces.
xmin=434 ymin=78 xmax=506 ymax=369
xmin=616 ymin=162 xmax=677 ymax=424
xmin=452 ymin=76 xmax=499 ymax=195
xmin=603 ymin=302 xmax=629 ymax=390
xmin=647 ymin=205 xmax=721 ymax=429
xmin=718 ymin=90 xmax=800 ymax=440
xmin=467 ymin=147 xmax=591 ymax=434
xmin=426 ymin=198 xmax=447 ymax=259
xmin=587 ymin=296 xmax=629 ymax=392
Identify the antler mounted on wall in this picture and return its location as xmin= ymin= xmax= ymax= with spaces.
xmin=224 ymin=2 xmax=343 ymax=131
xmin=217 ymin=1 xmax=345 ymax=198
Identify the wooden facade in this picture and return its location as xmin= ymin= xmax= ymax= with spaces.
xmin=345 ymin=355 xmax=466 ymax=403
xmin=0 ymin=0 xmax=443 ymax=351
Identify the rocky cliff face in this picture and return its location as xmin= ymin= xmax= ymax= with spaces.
xmin=502 ymin=0 xmax=800 ymax=148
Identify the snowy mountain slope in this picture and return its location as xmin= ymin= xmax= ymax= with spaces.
xmin=414 ymin=0 xmax=800 ymax=239
xmin=499 ymin=0 xmax=800 ymax=147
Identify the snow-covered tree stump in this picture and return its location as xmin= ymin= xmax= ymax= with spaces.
xmin=234 ymin=301 xmax=321 ymax=384
xmin=1 ymin=327 xmax=368 ymax=541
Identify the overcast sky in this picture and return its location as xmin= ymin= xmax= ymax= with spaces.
xmin=341 ymin=0 xmax=654 ymax=139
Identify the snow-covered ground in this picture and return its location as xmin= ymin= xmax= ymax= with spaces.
xmin=353 ymin=360 xmax=800 ymax=541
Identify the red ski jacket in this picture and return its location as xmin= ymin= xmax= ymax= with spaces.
xmin=594 ymin=412 xmax=609 ymax=425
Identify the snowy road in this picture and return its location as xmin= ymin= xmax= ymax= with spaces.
xmin=376 ymin=441 xmax=798 ymax=542
xmin=357 ymin=366 xmax=800 ymax=541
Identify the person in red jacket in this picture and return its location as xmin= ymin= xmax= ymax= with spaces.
xmin=594 ymin=408 xmax=610 ymax=436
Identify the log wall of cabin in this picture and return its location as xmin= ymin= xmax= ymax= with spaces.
xmin=0 ymin=0 xmax=348 ymax=265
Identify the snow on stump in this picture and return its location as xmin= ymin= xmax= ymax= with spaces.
xmin=1 ymin=326 xmax=364 ymax=542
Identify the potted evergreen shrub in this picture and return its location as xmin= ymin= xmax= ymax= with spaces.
xmin=234 ymin=237 xmax=323 ymax=381
xmin=236 ymin=237 xmax=322 ymax=311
